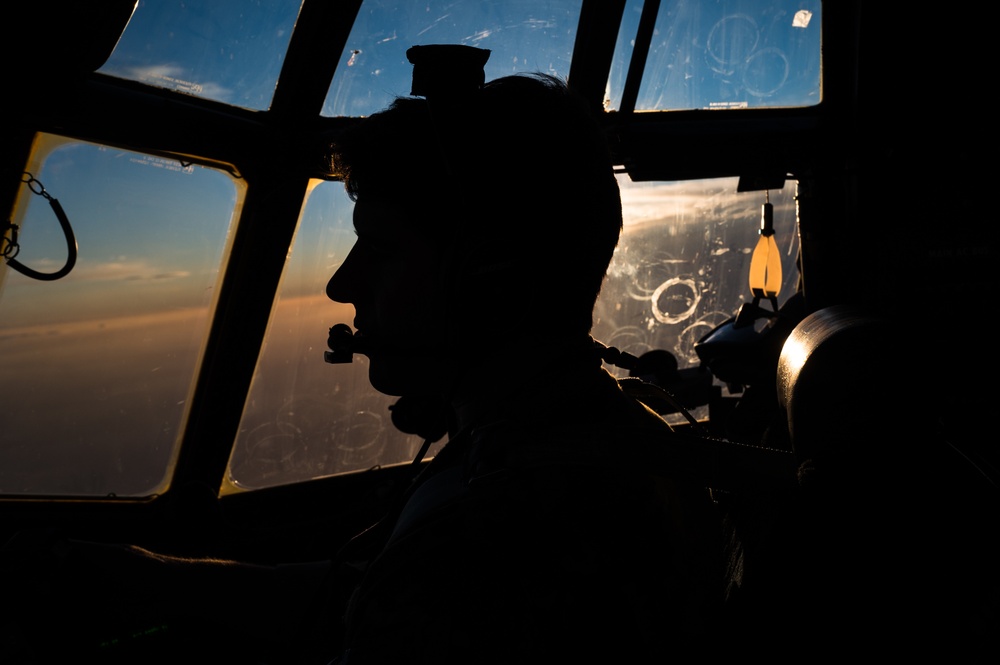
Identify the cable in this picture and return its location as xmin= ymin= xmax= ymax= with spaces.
xmin=3 ymin=172 xmax=78 ymax=281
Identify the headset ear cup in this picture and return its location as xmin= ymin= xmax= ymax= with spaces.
xmin=389 ymin=395 xmax=449 ymax=443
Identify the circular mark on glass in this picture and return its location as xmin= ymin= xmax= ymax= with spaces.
xmin=743 ymin=47 xmax=789 ymax=97
xmin=707 ymin=15 xmax=759 ymax=73
xmin=651 ymin=277 xmax=700 ymax=325
xmin=334 ymin=410 xmax=387 ymax=469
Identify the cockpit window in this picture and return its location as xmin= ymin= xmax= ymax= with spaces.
xmin=323 ymin=0 xmax=584 ymax=118
xmin=97 ymin=0 xmax=819 ymax=115
xmin=607 ymin=0 xmax=821 ymax=111
xmin=98 ymin=0 xmax=303 ymax=111
xmin=225 ymin=181 xmax=432 ymax=494
xmin=228 ymin=175 xmax=799 ymax=492
xmin=0 ymin=135 xmax=242 ymax=497
xmin=594 ymin=176 xmax=800 ymax=387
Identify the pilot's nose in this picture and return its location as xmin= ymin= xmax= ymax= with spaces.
xmin=326 ymin=245 xmax=359 ymax=303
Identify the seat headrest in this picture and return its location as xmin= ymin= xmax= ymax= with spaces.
xmin=776 ymin=305 xmax=902 ymax=462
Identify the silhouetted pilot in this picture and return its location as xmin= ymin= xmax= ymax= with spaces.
xmin=322 ymin=46 xmax=721 ymax=663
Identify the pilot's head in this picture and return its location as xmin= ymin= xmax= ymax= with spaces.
xmin=326 ymin=73 xmax=622 ymax=398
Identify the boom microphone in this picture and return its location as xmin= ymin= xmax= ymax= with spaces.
xmin=324 ymin=323 xmax=367 ymax=363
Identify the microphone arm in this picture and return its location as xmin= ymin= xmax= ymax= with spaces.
xmin=324 ymin=323 xmax=367 ymax=364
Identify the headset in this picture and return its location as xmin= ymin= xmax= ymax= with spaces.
xmin=324 ymin=322 xmax=365 ymax=364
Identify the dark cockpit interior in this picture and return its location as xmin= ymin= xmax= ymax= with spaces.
xmin=2 ymin=1 xmax=996 ymax=661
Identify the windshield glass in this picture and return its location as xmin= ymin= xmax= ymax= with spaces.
xmin=98 ymin=0 xmax=303 ymax=110
xmin=0 ymin=135 xmax=242 ymax=497
xmin=98 ymin=0 xmax=820 ymax=114
xmin=607 ymin=0 xmax=821 ymax=111
xmin=324 ymin=0 xmax=585 ymax=118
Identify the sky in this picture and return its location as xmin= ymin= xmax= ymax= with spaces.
xmin=94 ymin=0 xmax=819 ymax=116
xmin=1 ymin=0 xmax=817 ymax=496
